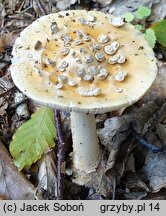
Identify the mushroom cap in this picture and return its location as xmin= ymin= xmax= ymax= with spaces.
xmin=11 ymin=10 xmax=157 ymax=114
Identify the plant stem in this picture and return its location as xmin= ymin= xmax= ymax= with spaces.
xmin=34 ymin=0 xmax=47 ymax=16
xmin=55 ymin=110 xmax=65 ymax=200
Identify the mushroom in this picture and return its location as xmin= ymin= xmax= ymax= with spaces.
xmin=10 ymin=10 xmax=157 ymax=183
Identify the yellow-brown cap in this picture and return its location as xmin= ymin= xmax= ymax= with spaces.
xmin=11 ymin=10 xmax=157 ymax=113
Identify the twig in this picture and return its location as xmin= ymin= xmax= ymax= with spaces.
xmin=0 ymin=86 xmax=16 ymax=98
xmin=131 ymin=127 xmax=164 ymax=153
xmin=55 ymin=110 xmax=65 ymax=200
xmin=34 ymin=0 xmax=47 ymax=16
xmin=8 ymin=98 xmax=28 ymax=111
xmin=15 ymin=4 xmax=33 ymax=14
xmin=18 ymin=0 xmax=25 ymax=12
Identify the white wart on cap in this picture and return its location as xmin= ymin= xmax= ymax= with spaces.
xmin=11 ymin=10 xmax=157 ymax=113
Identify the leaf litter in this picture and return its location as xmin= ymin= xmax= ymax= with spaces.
xmin=0 ymin=140 xmax=35 ymax=199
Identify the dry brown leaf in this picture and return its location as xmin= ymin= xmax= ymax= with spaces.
xmin=0 ymin=140 xmax=35 ymax=200
xmin=97 ymin=101 xmax=158 ymax=150
xmin=83 ymin=157 xmax=111 ymax=198
xmin=157 ymin=122 xmax=166 ymax=145
xmin=109 ymin=0 xmax=159 ymax=17
xmin=152 ymin=0 xmax=166 ymax=22
xmin=140 ymin=151 xmax=166 ymax=193
xmin=143 ymin=61 xmax=166 ymax=102
xmin=96 ymin=101 xmax=159 ymax=198
xmin=122 ymin=171 xmax=149 ymax=200
xmin=0 ymin=32 xmax=19 ymax=53
xmin=145 ymin=189 xmax=166 ymax=200
xmin=0 ymin=98 xmax=8 ymax=115
xmin=0 ymin=78 xmax=14 ymax=115
xmin=87 ymin=189 xmax=104 ymax=200
xmin=37 ymin=151 xmax=57 ymax=197
xmin=94 ymin=0 xmax=112 ymax=7
xmin=0 ymin=84 xmax=8 ymax=115
xmin=55 ymin=0 xmax=78 ymax=10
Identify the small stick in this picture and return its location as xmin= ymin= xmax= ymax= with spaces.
xmin=34 ymin=0 xmax=47 ymax=16
xmin=18 ymin=0 xmax=25 ymax=12
xmin=131 ymin=127 xmax=163 ymax=153
xmin=8 ymin=98 xmax=27 ymax=111
xmin=55 ymin=110 xmax=65 ymax=200
xmin=0 ymin=86 xmax=16 ymax=98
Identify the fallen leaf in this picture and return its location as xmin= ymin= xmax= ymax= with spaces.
xmin=96 ymin=101 xmax=159 ymax=198
xmin=0 ymin=32 xmax=19 ymax=53
xmin=56 ymin=0 xmax=78 ymax=10
xmin=143 ymin=61 xmax=166 ymax=102
xmin=139 ymin=151 xmax=166 ymax=192
xmin=87 ymin=189 xmax=104 ymax=200
xmin=0 ymin=78 xmax=14 ymax=115
xmin=37 ymin=151 xmax=57 ymax=197
xmin=0 ymin=140 xmax=35 ymax=199
xmin=94 ymin=0 xmax=113 ymax=7
xmin=10 ymin=107 xmax=56 ymax=171
xmin=97 ymin=115 xmax=130 ymax=150
xmin=122 ymin=171 xmax=149 ymax=200
xmin=157 ymin=122 xmax=166 ymax=145
xmin=152 ymin=0 xmax=166 ymax=22
xmin=0 ymin=92 xmax=8 ymax=115
xmin=109 ymin=0 xmax=158 ymax=17
xmin=145 ymin=188 xmax=166 ymax=199
xmin=97 ymin=101 xmax=158 ymax=151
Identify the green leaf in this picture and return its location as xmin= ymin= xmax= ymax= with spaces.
xmin=135 ymin=24 xmax=143 ymax=31
xmin=144 ymin=29 xmax=156 ymax=48
xmin=124 ymin=12 xmax=134 ymax=23
xmin=135 ymin=5 xmax=151 ymax=19
xmin=9 ymin=107 xmax=56 ymax=171
xmin=151 ymin=19 xmax=166 ymax=47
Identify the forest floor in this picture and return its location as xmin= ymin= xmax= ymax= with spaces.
xmin=0 ymin=0 xmax=166 ymax=200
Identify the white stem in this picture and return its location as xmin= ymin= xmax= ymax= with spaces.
xmin=70 ymin=111 xmax=101 ymax=174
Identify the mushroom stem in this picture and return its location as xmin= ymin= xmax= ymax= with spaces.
xmin=70 ymin=111 xmax=101 ymax=174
